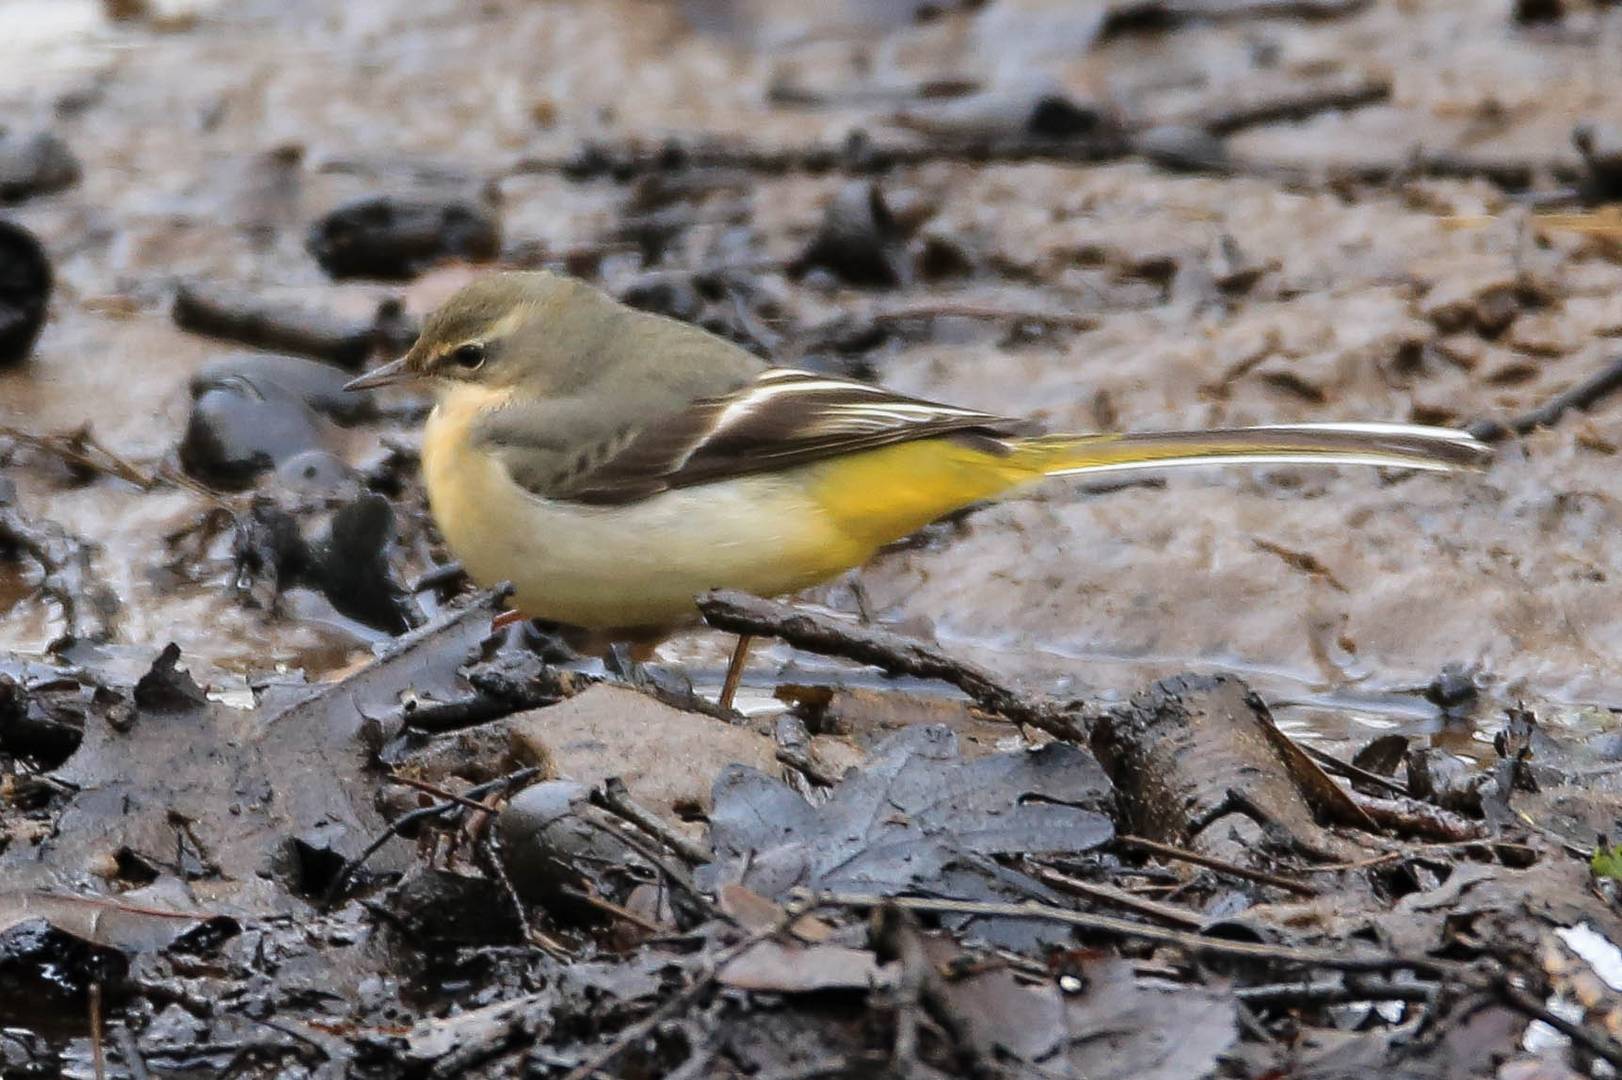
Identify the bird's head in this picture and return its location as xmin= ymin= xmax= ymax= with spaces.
xmin=343 ymin=271 xmax=592 ymax=396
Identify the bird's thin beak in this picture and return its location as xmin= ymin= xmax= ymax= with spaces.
xmin=343 ymin=355 xmax=415 ymax=392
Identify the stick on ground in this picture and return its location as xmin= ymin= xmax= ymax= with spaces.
xmin=697 ymin=589 xmax=1089 ymax=742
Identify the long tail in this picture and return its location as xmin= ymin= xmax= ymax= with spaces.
xmin=1014 ymin=422 xmax=1492 ymax=477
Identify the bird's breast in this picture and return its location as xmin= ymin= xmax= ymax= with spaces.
xmin=420 ymin=390 xmax=866 ymax=628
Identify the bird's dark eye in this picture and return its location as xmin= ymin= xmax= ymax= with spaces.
xmin=451 ymin=342 xmax=485 ymax=370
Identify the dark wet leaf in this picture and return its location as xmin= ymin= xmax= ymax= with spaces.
xmin=1060 ymin=957 xmax=1237 ymax=1080
xmin=704 ymin=724 xmax=1113 ymax=900
xmin=934 ymin=949 xmax=1236 ymax=1078
xmin=718 ymin=940 xmax=892 ymax=992
xmin=0 ymin=891 xmax=236 ymax=954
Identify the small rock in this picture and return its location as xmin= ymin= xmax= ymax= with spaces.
xmin=892 ymin=79 xmax=1105 ymax=142
xmin=1418 ymin=271 xmax=1529 ymax=337
xmin=173 ymin=281 xmax=382 ymax=370
xmin=1406 ymin=747 xmax=1485 ymax=814
xmin=0 ymin=130 xmax=80 ymax=202
xmin=618 ymin=270 xmax=705 ymax=323
xmin=1512 ymin=0 xmax=1563 ymax=21
xmin=0 ymin=219 xmax=52 ymax=366
xmin=795 ymin=180 xmax=909 ymax=288
xmin=275 ymin=450 xmax=358 ymax=496
xmin=1574 ymin=122 xmax=1622 ymax=201
xmin=190 ymin=352 xmax=374 ymax=423
xmin=133 ymin=643 xmax=208 ymax=712
xmin=307 ymin=193 xmax=501 ymax=280
xmin=179 ymin=381 xmax=331 ymax=490
xmin=1134 ymin=124 xmax=1231 ymax=173
xmin=496 ymin=780 xmax=652 ymax=917
xmin=1424 ymin=663 xmax=1479 ymax=709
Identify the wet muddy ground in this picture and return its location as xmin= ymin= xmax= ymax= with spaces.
xmin=4 ymin=0 xmax=1622 ymax=1077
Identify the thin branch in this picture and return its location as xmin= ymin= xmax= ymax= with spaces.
xmin=591 ymin=777 xmax=711 ymax=866
xmin=805 ymin=891 xmax=1458 ymax=977
xmin=324 ymin=767 xmax=542 ymax=904
xmin=1029 ymin=864 xmax=1205 ymax=928
xmin=697 ymin=589 xmax=1089 ymax=742
xmin=558 ymin=900 xmax=815 ymax=1080
xmin=1117 ymin=835 xmax=1320 ymax=896
xmin=1469 ymin=354 xmax=1622 ymax=441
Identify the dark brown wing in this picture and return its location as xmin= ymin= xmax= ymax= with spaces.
xmin=549 ymin=369 xmax=1029 ymax=505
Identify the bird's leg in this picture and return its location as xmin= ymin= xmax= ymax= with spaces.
xmin=718 ymin=633 xmax=753 ymax=711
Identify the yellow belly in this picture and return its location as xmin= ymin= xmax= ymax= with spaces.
xmin=420 ymin=396 xmax=856 ymax=627
xmin=419 ymin=388 xmax=1033 ymax=629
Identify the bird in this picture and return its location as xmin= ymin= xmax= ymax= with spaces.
xmin=344 ymin=271 xmax=1492 ymax=708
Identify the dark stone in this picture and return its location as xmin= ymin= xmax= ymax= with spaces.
xmin=1134 ymin=125 xmax=1231 ymax=173
xmin=1513 ymin=0 xmax=1563 ymax=21
xmin=0 ymin=674 xmax=82 ymax=768
xmin=275 ymin=449 xmax=359 ymax=496
xmin=134 ymin=643 xmax=208 ymax=712
xmin=0 ymin=219 xmax=52 ymax=366
xmin=173 ymin=281 xmax=381 ymax=369
xmin=307 ymin=192 xmax=501 ymax=280
xmin=286 ymin=825 xmax=350 ymax=897
xmin=0 ymin=130 xmax=80 ymax=202
xmin=1574 ymin=122 xmax=1622 ymax=201
xmin=619 ymin=270 xmax=705 ymax=323
xmin=794 ymin=181 xmax=909 ymax=288
xmin=1027 ymin=93 xmax=1104 ymax=138
xmin=1423 ymin=663 xmax=1478 ymax=710
xmin=497 ymin=780 xmax=652 ymax=920
xmin=179 ymin=379 xmax=331 ymax=490
xmin=190 ymin=352 xmax=374 ymax=423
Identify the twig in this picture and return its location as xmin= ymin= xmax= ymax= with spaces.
xmin=89 ymin=982 xmax=105 ymax=1080
xmin=390 ymin=773 xmax=503 ymax=815
xmin=1301 ymin=744 xmax=1408 ymax=797
xmin=0 ymin=492 xmax=119 ymax=641
xmin=1497 ymin=977 xmax=1622 ymax=1069
xmin=511 ymin=131 xmax=1131 ymax=183
xmin=868 ymin=299 xmax=1099 ymax=331
xmin=1117 ymin=835 xmax=1320 ymax=897
xmin=0 ymin=423 xmax=158 ymax=490
xmin=1029 ymin=864 xmax=1205 ymax=928
xmin=1346 ymin=793 xmax=1488 ymax=842
xmin=558 ymin=885 xmax=666 ymax=933
xmin=558 ymin=900 xmax=814 ymax=1080
xmin=1236 ymin=974 xmax=1439 ymax=1007
xmin=579 ymin=808 xmax=713 ymax=920
xmin=807 ymin=891 xmax=1457 ymax=977
xmin=324 ymin=767 xmax=542 ymax=904
xmin=1469 ymin=355 xmax=1622 ymax=441
xmin=697 ymin=590 xmax=1088 ymax=742
xmin=591 ymin=777 xmax=711 ymax=866
xmin=408 ymin=561 xmax=466 ymax=594
xmin=1195 ymin=74 xmax=1390 ymax=136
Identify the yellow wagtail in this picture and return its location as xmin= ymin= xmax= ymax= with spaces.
xmin=345 ymin=271 xmax=1491 ymax=706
